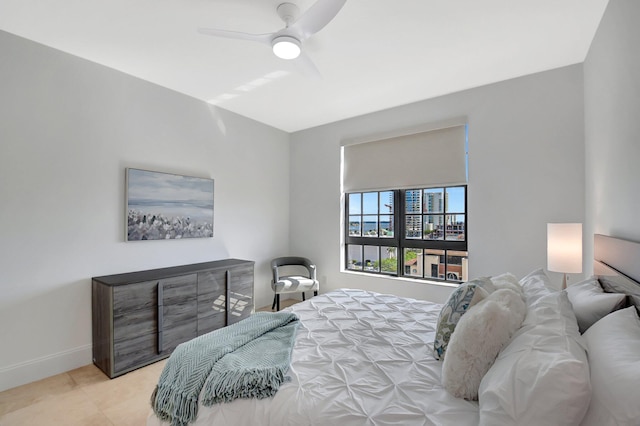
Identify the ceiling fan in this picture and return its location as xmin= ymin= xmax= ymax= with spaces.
xmin=198 ymin=0 xmax=347 ymax=76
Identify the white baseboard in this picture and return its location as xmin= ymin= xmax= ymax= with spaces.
xmin=0 ymin=344 xmax=92 ymax=392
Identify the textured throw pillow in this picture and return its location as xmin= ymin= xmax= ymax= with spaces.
xmin=433 ymin=277 xmax=493 ymax=360
xmin=491 ymin=273 xmax=524 ymax=299
xmin=478 ymin=270 xmax=590 ymax=426
xmin=442 ymin=288 xmax=526 ymax=400
xmin=581 ymin=306 xmax=640 ymax=426
xmin=565 ymin=277 xmax=626 ymax=333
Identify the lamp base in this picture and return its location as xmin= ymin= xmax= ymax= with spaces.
xmin=562 ymin=273 xmax=568 ymax=290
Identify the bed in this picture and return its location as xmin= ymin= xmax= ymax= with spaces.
xmin=147 ymin=234 xmax=640 ymax=426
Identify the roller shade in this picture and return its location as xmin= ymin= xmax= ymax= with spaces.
xmin=342 ymin=124 xmax=467 ymax=192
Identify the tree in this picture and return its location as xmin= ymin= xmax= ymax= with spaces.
xmin=405 ymin=250 xmax=418 ymax=261
xmin=380 ymin=257 xmax=397 ymax=272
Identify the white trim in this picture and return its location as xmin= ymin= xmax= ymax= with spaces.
xmin=341 ymin=269 xmax=459 ymax=289
xmin=0 ymin=344 xmax=92 ymax=392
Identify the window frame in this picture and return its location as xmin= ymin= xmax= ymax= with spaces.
xmin=344 ymin=185 xmax=467 ymax=283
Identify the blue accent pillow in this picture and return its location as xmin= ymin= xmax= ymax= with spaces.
xmin=433 ymin=277 xmax=494 ymax=360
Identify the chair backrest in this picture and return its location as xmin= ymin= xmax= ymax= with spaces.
xmin=271 ymin=256 xmax=316 ymax=282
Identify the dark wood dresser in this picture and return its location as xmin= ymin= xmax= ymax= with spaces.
xmin=92 ymin=259 xmax=254 ymax=378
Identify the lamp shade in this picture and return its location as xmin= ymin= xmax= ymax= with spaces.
xmin=547 ymin=223 xmax=583 ymax=273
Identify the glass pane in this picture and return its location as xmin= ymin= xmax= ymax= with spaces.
xmin=348 ymin=193 xmax=361 ymax=215
xmin=425 ymin=249 xmax=445 ymax=279
xmin=445 ymin=215 xmax=466 ymax=241
xmin=405 ymin=215 xmax=422 ymax=239
xmin=446 ymin=250 xmax=468 ymax=282
xmin=446 ymin=187 xmax=465 ymax=213
xmin=423 ymin=188 xmax=444 ymax=213
xmin=380 ymin=246 xmax=397 ymax=274
xmin=424 ymin=215 xmax=444 ymax=240
xmin=363 ymin=246 xmax=379 ymax=272
xmin=348 ymin=215 xmax=361 ymax=236
xmin=363 ymin=192 xmax=378 ymax=214
xmin=405 ymin=190 xmax=421 ymax=213
xmin=347 ymin=245 xmax=362 ymax=270
xmin=380 ymin=215 xmax=394 ymax=238
xmin=363 ymin=215 xmax=378 ymax=237
xmin=404 ymin=248 xmax=423 ymax=278
xmin=379 ymin=191 xmax=394 ymax=214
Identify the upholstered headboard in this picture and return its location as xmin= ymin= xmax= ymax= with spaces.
xmin=594 ymin=234 xmax=640 ymax=309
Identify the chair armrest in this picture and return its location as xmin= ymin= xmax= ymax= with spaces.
xmin=309 ymin=264 xmax=317 ymax=281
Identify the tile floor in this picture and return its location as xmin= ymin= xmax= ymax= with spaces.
xmin=0 ymin=300 xmax=297 ymax=425
xmin=0 ymin=359 xmax=166 ymax=426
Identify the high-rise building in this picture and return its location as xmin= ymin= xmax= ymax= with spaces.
xmin=405 ymin=190 xmax=421 ymax=237
xmin=424 ymin=190 xmax=445 ymax=214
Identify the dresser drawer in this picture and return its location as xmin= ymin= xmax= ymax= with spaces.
xmin=113 ymin=280 xmax=157 ymax=313
xmin=198 ymin=309 xmax=226 ymax=335
xmin=197 ymin=270 xmax=226 ymax=296
xmin=113 ymin=307 xmax=156 ymax=342
xmin=114 ymin=332 xmax=159 ymax=373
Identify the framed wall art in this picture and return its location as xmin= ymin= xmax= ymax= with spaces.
xmin=126 ymin=168 xmax=214 ymax=241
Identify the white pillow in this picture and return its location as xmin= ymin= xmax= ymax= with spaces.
xmin=491 ymin=272 xmax=524 ymax=299
xmin=478 ymin=269 xmax=590 ymax=426
xmin=519 ymin=268 xmax=556 ymax=305
xmin=565 ymin=277 xmax=626 ymax=333
xmin=442 ymin=289 xmax=526 ymax=400
xmin=581 ymin=306 xmax=640 ymax=426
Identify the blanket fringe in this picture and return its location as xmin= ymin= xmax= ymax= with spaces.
xmin=202 ymin=367 xmax=288 ymax=405
xmin=151 ymin=384 xmax=199 ymax=426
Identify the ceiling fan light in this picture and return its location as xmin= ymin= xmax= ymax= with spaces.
xmin=272 ymin=36 xmax=301 ymax=60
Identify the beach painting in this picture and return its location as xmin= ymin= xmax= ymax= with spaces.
xmin=126 ymin=168 xmax=214 ymax=241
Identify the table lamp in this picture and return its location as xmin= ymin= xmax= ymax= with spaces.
xmin=547 ymin=223 xmax=583 ymax=289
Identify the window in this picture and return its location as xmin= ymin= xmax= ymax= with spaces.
xmin=345 ymin=186 xmax=467 ymax=282
xmin=342 ymin=122 xmax=468 ymax=283
xmin=347 ymin=191 xmax=398 ymax=274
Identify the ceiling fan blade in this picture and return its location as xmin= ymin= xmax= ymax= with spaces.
xmin=293 ymin=51 xmax=322 ymax=79
xmin=289 ymin=0 xmax=347 ymax=40
xmin=197 ymin=28 xmax=272 ymax=44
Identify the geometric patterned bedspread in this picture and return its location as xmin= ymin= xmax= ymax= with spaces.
xmin=147 ymin=289 xmax=479 ymax=426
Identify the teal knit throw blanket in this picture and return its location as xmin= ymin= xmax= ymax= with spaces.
xmin=151 ymin=312 xmax=299 ymax=426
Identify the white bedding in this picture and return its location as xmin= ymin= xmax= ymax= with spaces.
xmin=147 ymin=289 xmax=479 ymax=426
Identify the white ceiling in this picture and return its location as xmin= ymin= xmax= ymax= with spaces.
xmin=0 ymin=0 xmax=609 ymax=133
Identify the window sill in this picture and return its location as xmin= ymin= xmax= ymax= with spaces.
xmin=340 ymin=269 xmax=460 ymax=289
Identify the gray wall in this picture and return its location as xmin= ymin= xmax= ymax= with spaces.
xmin=0 ymin=31 xmax=290 ymax=391
xmin=584 ymin=0 xmax=640 ymax=271
xmin=289 ymin=65 xmax=586 ymax=303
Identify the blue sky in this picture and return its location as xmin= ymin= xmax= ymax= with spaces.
xmin=350 ymin=187 xmax=465 ymax=216
xmin=127 ymin=168 xmax=213 ymax=206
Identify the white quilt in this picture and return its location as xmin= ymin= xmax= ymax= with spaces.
xmin=147 ymin=289 xmax=478 ymax=426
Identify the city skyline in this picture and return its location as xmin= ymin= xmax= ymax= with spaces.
xmin=349 ymin=187 xmax=465 ymax=215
